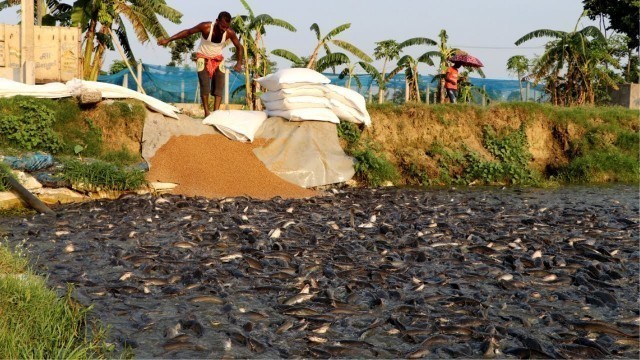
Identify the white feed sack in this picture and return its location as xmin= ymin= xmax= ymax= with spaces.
xmin=255 ymin=68 xmax=371 ymax=126
xmin=202 ymin=110 xmax=268 ymax=142
xmin=255 ymin=68 xmax=331 ymax=92
xmin=266 ymin=108 xmax=340 ymax=124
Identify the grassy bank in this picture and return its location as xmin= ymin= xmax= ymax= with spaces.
xmin=0 ymin=242 xmax=110 ymax=358
xmin=350 ymin=102 xmax=639 ymax=186
xmin=0 ymin=96 xmax=637 ymax=189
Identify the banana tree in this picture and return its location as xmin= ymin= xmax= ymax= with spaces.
xmin=515 ymin=12 xmax=617 ymax=105
xmin=339 ymin=60 xmax=379 ymax=90
xmin=233 ymin=0 xmax=296 ymax=110
xmin=387 ymin=53 xmax=434 ymax=102
xmin=418 ymin=30 xmax=460 ymax=103
xmin=303 ymin=22 xmax=372 ymax=69
xmin=374 ymin=37 xmax=435 ymax=104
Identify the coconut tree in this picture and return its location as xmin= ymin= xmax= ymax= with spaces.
xmin=232 ymin=0 xmax=296 ymax=110
xmin=515 ymin=12 xmax=617 ymax=105
xmin=506 ymin=55 xmax=530 ymax=101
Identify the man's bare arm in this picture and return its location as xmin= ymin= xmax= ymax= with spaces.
xmin=158 ymin=22 xmax=207 ymax=46
xmin=227 ymin=30 xmax=244 ymax=72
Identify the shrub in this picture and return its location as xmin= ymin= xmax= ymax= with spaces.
xmin=0 ymin=98 xmax=63 ymax=153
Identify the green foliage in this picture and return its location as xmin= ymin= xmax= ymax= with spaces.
xmin=430 ymin=125 xmax=539 ymax=186
xmin=554 ymin=150 xmax=639 ymax=183
xmin=583 ymin=0 xmax=639 ymax=49
xmin=99 ymin=147 xmax=142 ymax=166
xmin=0 ymin=164 xmax=11 ymax=192
xmin=615 ymin=131 xmax=640 ymax=152
xmin=350 ymin=143 xmax=398 ymax=187
xmin=61 ymin=158 xmax=147 ymax=191
xmin=337 ymin=121 xmax=398 ymax=187
xmin=108 ymin=60 xmax=130 ymax=75
xmin=337 ymin=121 xmax=361 ymax=146
xmin=60 ymin=118 xmax=103 ymax=158
xmin=104 ymin=101 xmax=146 ymax=124
xmin=0 ymin=97 xmax=63 ymax=153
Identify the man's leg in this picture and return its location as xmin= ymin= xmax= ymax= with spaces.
xmin=447 ymin=89 xmax=457 ymax=103
xmin=213 ymin=95 xmax=222 ymax=111
xmin=197 ymin=68 xmax=212 ymax=117
xmin=201 ymin=94 xmax=211 ymax=117
xmin=212 ymin=68 xmax=225 ymax=111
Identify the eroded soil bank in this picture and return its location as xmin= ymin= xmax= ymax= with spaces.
xmin=0 ymin=185 xmax=638 ymax=358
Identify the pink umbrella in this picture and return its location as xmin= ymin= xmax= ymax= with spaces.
xmin=448 ymin=53 xmax=484 ymax=68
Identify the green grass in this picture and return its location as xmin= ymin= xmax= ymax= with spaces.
xmin=60 ymin=158 xmax=147 ymax=191
xmin=554 ymin=150 xmax=640 ymax=183
xmin=0 ymin=242 xmax=110 ymax=359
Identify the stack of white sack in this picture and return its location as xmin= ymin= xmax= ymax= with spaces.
xmin=255 ymin=68 xmax=371 ymax=127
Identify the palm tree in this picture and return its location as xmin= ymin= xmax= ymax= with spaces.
xmin=232 ymin=0 xmax=296 ymax=109
xmin=506 ymin=55 xmax=530 ymax=101
xmin=515 ymin=12 xmax=617 ymax=105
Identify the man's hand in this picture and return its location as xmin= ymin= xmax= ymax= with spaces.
xmin=157 ymin=38 xmax=170 ymax=46
xmin=233 ymin=63 xmax=243 ymax=72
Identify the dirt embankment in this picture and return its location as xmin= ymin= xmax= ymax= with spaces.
xmin=100 ymin=102 xmax=635 ymax=193
xmin=365 ymin=104 xmax=586 ymax=182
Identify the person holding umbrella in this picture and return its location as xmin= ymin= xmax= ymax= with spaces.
xmin=445 ymin=52 xmax=484 ymax=103
xmin=445 ymin=62 xmax=462 ymax=103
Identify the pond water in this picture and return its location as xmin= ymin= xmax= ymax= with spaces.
xmin=1 ymin=185 xmax=638 ymax=358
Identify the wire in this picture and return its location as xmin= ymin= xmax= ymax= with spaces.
xmin=451 ymin=44 xmax=545 ymax=50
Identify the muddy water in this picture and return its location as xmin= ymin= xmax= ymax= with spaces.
xmin=1 ymin=185 xmax=638 ymax=359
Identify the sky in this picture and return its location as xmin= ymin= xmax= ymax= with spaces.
xmin=0 ymin=0 xmax=600 ymax=80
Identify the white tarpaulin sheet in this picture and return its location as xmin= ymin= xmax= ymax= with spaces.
xmin=253 ymin=117 xmax=355 ymax=188
xmin=0 ymin=78 xmax=180 ymax=119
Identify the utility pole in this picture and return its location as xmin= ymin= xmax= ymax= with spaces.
xmin=20 ymin=0 xmax=35 ymax=84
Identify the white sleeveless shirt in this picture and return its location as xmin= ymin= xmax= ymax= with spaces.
xmin=196 ymin=21 xmax=227 ymax=57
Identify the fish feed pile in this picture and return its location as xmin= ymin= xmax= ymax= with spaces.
xmin=146 ymin=134 xmax=317 ymax=200
xmin=1 ymin=185 xmax=638 ymax=358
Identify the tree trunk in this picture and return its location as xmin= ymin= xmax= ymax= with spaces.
xmin=88 ymin=26 xmax=108 ymax=81
xmin=378 ymin=59 xmax=388 ymax=104
xmin=82 ymin=20 xmax=97 ymax=79
xmin=242 ymin=41 xmax=253 ymax=110
xmin=517 ymin=72 xmax=524 ymax=101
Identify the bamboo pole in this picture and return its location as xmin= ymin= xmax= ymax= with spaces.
xmin=20 ymin=0 xmax=35 ymax=84
xmin=2 ymin=168 xmax=54 ymax=215
xmin=108 ymin=28 xmax=146 ymax=95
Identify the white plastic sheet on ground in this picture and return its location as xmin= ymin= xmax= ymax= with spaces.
xmin=0 ymin=78 xmax=180 ymax=119
xmin=253 ymin=117 xmax=355 ymax=188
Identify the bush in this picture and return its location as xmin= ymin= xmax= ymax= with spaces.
xmin=0 ymin=97 xmax=63 ymax=153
